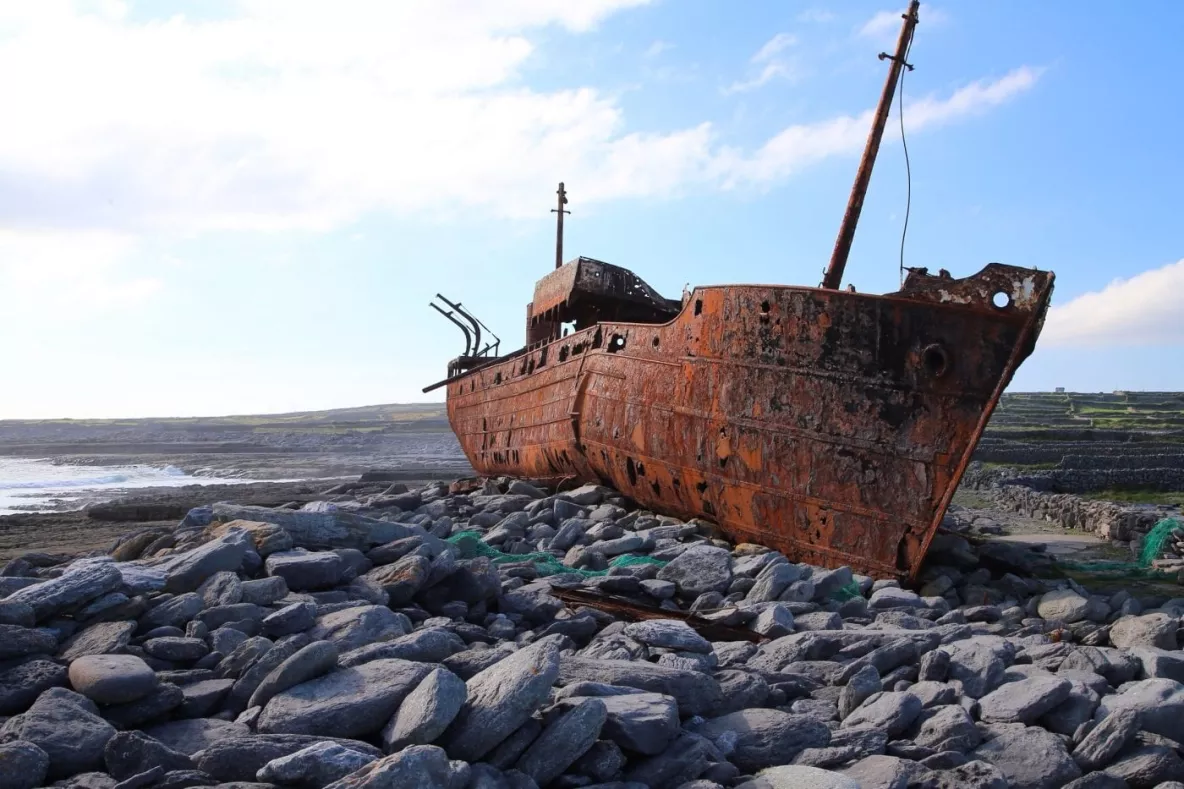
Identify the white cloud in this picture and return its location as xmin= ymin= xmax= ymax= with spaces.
xmin=858 ymin=6 xmax=949 ymax=40
xmin=0 ymin=229 xmax=162 ymax=317
xmin=797 ymin=9 xmax=837 ymax=24
xmin=717 ymin=66 xmax=1040 ymax=185
xmin=0 ymin=2 xmax=1034 ymax=244
xmin=725 ymin=32 xmax=798 ymax=94
xmin=644 ymin=39 xmax=673 ymax=58
xmin=753 ymin=33 xmax=797 ymax=63
xmin=1042 ymin=259 xmax=1184 ymax=347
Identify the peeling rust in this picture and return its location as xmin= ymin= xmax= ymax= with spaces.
xmin=432 ymin=259 xmax=1054 ymax=580
xmin=426 ymin=5 xmax=1055 ymax=579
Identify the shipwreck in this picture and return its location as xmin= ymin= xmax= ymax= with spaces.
xmin=425 ymin=1 xmax=1055 ymax=579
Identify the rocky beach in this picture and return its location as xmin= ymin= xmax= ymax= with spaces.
xmin=0 ymin=469 xmax=1183 ymax=789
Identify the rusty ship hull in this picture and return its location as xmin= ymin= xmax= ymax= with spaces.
xmin=438 ymin=260 xmax=1053 ymax=579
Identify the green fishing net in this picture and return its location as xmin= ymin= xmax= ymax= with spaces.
xmin=1057 ymin=517 xmax=1182 ymax=580
xmin=444 ymin=530 xmax=668 ymax=578
xmin=445 ymin=529 xmax=864 ymax=601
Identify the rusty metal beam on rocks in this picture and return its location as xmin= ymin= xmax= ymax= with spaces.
xmin=552 ymin=587 xmax=766 ymax=644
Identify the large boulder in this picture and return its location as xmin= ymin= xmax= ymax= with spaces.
xmin=1109 ymin=613 xmax=1178 ymax=650
xmin=154 ymin=529 xmax=251 ymax=593
xmin=0 ymin=688 xmax=115 ymax=779
xmin=256 ymin=658 xmax=433 ymax=738
xmin=972 ymin=726 xmax=1081 ymax=789
xmin=656 ymin=544 xmax=733 ymax=597
xmin=557 ymin=656 xmax=722 ymax=716
xmin=1093 ymin=678 xmax=1184 ymax=742
xmin=440 ymin=636 xmax=562 ymax=762
xmin=6 ymin=559 xmax=122 ymax=621
xmin=697 ymin=708 xmax=830 ymax=772
xmin=307 ymin=606 xmax=407 ymax=652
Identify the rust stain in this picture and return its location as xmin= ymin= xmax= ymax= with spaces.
xmin=430 ymin=257 xmax=1055 ymax=580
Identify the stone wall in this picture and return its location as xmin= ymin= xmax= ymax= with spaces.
xmin=959 ymin=463 xmax=1173 ymax=542
xmin=980 ymin=483 xmax=1164 ymax=542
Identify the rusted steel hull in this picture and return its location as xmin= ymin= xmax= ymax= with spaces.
xmin=444 ymin=263 xmax=1054 ymax=579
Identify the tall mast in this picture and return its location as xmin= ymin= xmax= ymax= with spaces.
xmin=822 ymin=0 xmax=920 ymax=290
xmin=551 ymin=182 xmax=570 ymax=269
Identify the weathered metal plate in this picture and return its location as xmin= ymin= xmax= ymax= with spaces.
xmin=445 ymin=263 xmax=1054 ymax=579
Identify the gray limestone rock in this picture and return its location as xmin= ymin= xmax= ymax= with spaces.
xmin=841 ymin=692 xmax=923 ymax=738
xmin=839 ymin=665 xmax=882 ymax=720
xmin=698 ymin=708 xmax=830 ymax=772
xmin=749 ymin=765 xmax=861 ymax=787
xmin=363 ymin=555 xmax=431 ymax=606
xmin=582 ymin=691 xmax=680 ymax=756
xmin=623 ymin=730 xmax=720 ymax=787
xmin=556 ymin=656 xmax=722 ymax=716
xmin=240 ymin=577 xmax=289 ymax=606
xmin=1109 ymin=613 xmax=1178 ymax=650
xmin=0 ymin=741 xmax=49 ymax=789
xmin=746 ymin=562 xmax=800 ymax=603
xmin=102 ymin=731 xmax=195 ymax=781
xmin=1105 ymin=744 xmax=1184 ymax=787
xmin=197 ymin=572 xmax=243 ymax=608
xmin=1093 ymin=678 xmax=1184 ymax=743
xmin=265 ymin=550 xmax=347 ymax=592
xmin=177 ymin=678 xmax=234 ymax=718
xmin=440 ymin=636 xmax=562 ymax=762
xmin=1037 ymin=590 xmax=1092 ymax=624
xmin=6 ymin=559 xmax=123 ymax=621
xmin=1127 ymin=646 xmax=1184 ymax=683
xmin=319 ymin=744 xmax=453 ymax=789
xmin=192 ymin=734 xmax=381 ymax=783
xmin=622 ymin=619 xmax=712 ymax=653
xmin=0 ymin=624 xmax=58 ymax=659
xmin=157 ymin=530 xmax=251 ymax=593
xmin=337 ymin=628 xmax=465 ymax=667
xmin=972 ymin=726 xmax=1082 ymax=789
xmin=381 ymin=666 xmax=466 ymax=753
xmin=1072 ymin=708 xmax=1140 ymax=771
xmin=978 ymin=675 xmax=1073 ymax=724
xmin=0 ymin=688 xmax=115 ymax=780
xmin=839 ymin=754 xmax=927 ymax=789
xmin=514 ymin=697 xmax=606 ymax=785
xmin=262 ymin=602 xmax=317 ymax=637
xmin=0 ymin=659 xmax=68 ymax=715
xmin=307 ymin=605 xmax=407 ymax=652
xmin=248 ymin=639 xmax=339 ymax=710
xmin=927 ymin=760 xmax=1009 ymax=789
xmin=59 ymin=621 xmax=137 ymax=661
xmin=257 ymin=741 xmax=377 ymax=789
xmin=141 ymin=718 xmax=250 ymax=755
xmin=139 ymin=594 xmax=204 ymax=631
xmin=713 ymin=669 xmax=771 ymax=716
xmin=655 ymin=544 xmax=733 ymax=597
xmin=101 ymin=683 xmax=185 ymax=729
xmin=68 ymin=654 xmax=158 ymax=705
xmin=941 ymin=640 xmax=1007 ymax=698
xmin=256 ymin=658 xmax=432 ymax=738
xmin=912 ymin=705 xmax=980 ymax=753
xmin=143 ymin=637 xmax=209 ymax=662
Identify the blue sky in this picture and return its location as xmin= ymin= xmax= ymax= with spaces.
xmin=0 ymin=1 xmax=1180 ymax=418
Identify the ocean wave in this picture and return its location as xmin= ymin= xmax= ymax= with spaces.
xmin=0 ymin=458 xmax=263 ymax=515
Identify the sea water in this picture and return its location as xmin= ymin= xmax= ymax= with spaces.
xmin=0 ymin=457 xmax=257 ymax=515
